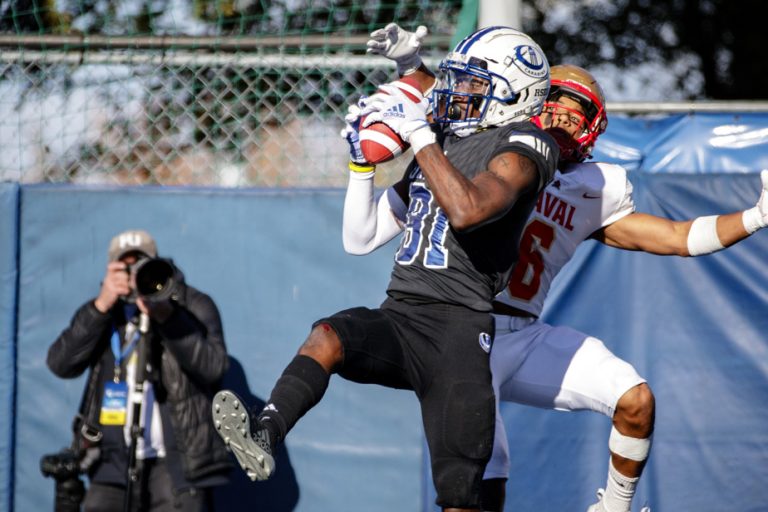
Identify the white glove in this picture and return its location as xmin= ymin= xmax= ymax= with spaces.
xmin=367 ymin=23 xmax=428 ymax=76
xmin=361 ymin=83 xmax=436 ymax=154
xmin=743 ymin=169 xmax=768 ymax=233
xmin=340 ymin=101 xmax=368 ymax=166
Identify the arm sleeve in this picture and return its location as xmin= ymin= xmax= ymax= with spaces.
xmin=342 ymin=170 xmax=406 ymax=255
xmin=47 ymin=300 xmax=112 ymax=379
xmin=601 ymin=164 xmax=636 ymax=227
xmin=154 ymin=288 xmax=229 ymax=385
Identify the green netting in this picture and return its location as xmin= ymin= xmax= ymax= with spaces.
xmin=0 ymin=1 xmax=463 ymax=186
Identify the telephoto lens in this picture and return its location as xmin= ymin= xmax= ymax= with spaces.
xmin=134 ymin=258 xmax=177 ymax=302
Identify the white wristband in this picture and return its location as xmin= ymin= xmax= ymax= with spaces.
xmin=687 ymin=215 xmax=724 ymax=256
xmin=742 ymin=206 xmax=766 ymax=234
xmin=409 ymin=125 xmax=436 ymax=154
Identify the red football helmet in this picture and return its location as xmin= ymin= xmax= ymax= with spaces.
xmin=534 ymin=65 xmax=607 ymax=163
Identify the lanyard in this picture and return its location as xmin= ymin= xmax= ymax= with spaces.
xmin=111 ymin=324 xmax=140 ymax=383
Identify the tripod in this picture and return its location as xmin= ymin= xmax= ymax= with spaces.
xmin=124 ymin=313 xmax=150 ymax=512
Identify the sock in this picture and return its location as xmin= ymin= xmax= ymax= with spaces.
xmin=601 ymin=458 xmax=639 ymax=512
xmin=257 ymin=354 xmax=330 ymax=445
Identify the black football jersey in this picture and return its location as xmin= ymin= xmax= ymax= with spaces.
xmin=386 ymin=121 xmax=559 ymax=312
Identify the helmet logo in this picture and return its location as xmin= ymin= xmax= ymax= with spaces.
xmin=514 ymin=45 xmax=548 ymax=79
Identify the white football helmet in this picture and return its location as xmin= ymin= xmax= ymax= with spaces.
xmin=433 ymin=26 xmax=550 ymax=136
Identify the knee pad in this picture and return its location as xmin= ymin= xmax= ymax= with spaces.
xmin=608 ymin=425 xmax=652 ymax=461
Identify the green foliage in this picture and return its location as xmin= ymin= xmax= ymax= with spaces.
xmin=522 ymin=0 xmax=768 ymax=99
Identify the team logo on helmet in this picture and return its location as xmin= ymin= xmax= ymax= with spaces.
xmin=433 ymin=26 xmax=550 ymax=134
xmin=514 ymin=45 xmax=548 ymax=79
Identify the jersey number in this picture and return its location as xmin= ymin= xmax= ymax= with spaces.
xmin=507 ymin=219 xmax=556 ymax=300
xmin=395 ymin=183 xmax=449 ymax=268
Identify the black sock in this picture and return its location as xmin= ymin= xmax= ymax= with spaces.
xmin=257 ymin=354 xmax=329 ymax=445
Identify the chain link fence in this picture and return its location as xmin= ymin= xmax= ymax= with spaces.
xmin=0 ymin=41 xmax=451 ymax=187
xmin=0 ymin=1 xmax=460 ymax=187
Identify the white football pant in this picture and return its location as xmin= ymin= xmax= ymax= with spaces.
xmin=484 ymin=315 xmax=646 ymax=479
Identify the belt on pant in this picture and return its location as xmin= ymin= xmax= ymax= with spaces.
xmin=491 ymin=301 xmax=537 ymax=319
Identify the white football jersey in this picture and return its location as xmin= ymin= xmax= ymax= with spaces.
xmin=496 ymin=162 xmax=635 ymax=316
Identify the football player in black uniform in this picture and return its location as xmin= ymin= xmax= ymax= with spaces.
xmin=213 ymin=26 xmax=559 ymax=511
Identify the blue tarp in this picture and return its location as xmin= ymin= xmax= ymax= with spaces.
xmin=0 ymin=182 xmax=18 ymax=512
xmin=13 ymin=186 xmax=421 ymax=512
xmin=491 ymin=171 xmax=768 ymax=511
xmin=5 ymin=112 xmax=768 ymax=512
xmin=425 ymin=113 xmax=768 ymax=511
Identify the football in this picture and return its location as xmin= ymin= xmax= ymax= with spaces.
xmin=359 ymin=76 xmax=424 ymax=164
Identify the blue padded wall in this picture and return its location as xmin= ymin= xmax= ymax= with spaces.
xmin=424 ymin=112 xmax=768 ymax=511
xmin=5 ymin=112 xmax=768 ymax=512
xmin=14 ymin=186 xmax=422 ymax=512
xmin=0 ymin=182 xmax=18 ymax=512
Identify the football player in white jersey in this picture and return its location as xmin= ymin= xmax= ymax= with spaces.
xmin=481 ymin=64 xmax=768 ymax=512
xmin=355 ymin=24 xmax=768 ymax=512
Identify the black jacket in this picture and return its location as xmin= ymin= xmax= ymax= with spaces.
xmin=47 ymin=269 xmax=232 ymax=487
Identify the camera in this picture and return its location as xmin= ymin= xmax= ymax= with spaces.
xmin=40 ymin=449 xmax=85 ymax=512
xmin=124 ymin=257 xmax=179 ymax=304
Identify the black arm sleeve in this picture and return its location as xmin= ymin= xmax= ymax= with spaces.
xmin=154 ymin=288 xmax=229 ymax=385
xmin=47 ymin=300 xmax=112 ymax=379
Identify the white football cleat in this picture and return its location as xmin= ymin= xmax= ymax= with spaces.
xmin=586 ymin=488 xmax=651 ymax=512
xmin=212 ymin=390 xmax=275 ymax=481
xmin=586 ymin=488 xmax=607 ymax=512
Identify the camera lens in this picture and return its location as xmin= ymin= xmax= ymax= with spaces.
xmin=134 ymin=259 xmax=176 ymax=301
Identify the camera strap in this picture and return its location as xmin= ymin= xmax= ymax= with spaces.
xmin=111 ymin=322 xmax=140 ymax=384
xmin=73 ymin=360 xmax=104 ymax=447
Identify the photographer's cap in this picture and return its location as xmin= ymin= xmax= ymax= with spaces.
xmin=108 ymin=229 xmax=158 ymax=261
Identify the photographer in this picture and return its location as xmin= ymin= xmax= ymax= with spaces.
xmin=47 ymin=229 xmax=231 ymax=512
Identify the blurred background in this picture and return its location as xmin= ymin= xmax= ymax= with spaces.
xmin=2 ymin=0 xmax=767 ymax=187
xmin=2 ymin=1 xmax=768 ymax=512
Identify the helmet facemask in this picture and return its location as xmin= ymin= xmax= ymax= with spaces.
xmin=533 ymin=66 xmax=607 ymax=163
xmin=432 ymin=27 xmax=550 ymax=137
xmin=433 ymin=54 xmax=515 ymax=136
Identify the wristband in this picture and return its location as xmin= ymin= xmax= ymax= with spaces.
xmin=687 ymin=215 xmax=724 ymax=256
xmin=742 ymin=206 xmax=766 ymax=234
xmin=348 ymin=161 xmax=376 ymax=173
